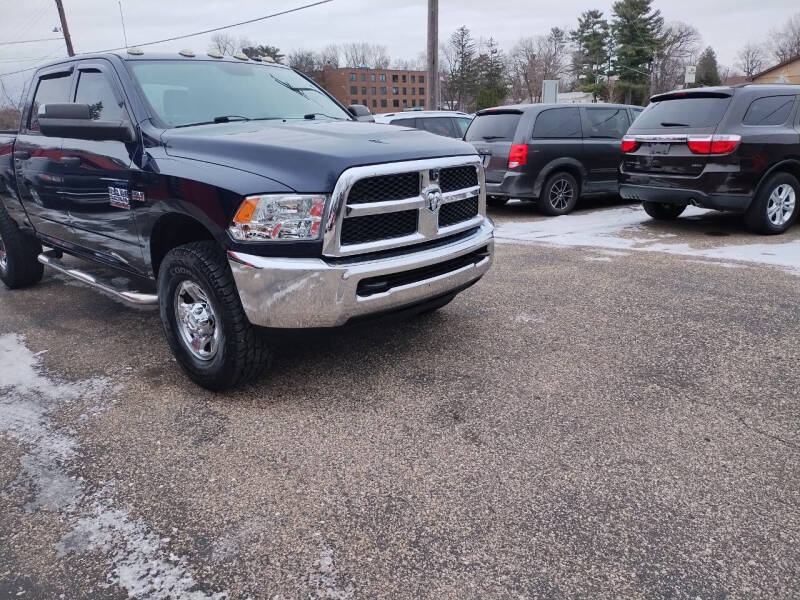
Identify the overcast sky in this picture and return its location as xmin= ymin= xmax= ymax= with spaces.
xmin=1 ymin=0 xmax=796 ymax=101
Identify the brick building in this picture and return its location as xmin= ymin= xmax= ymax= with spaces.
xmin=315 ymin=66 xmax=428 ymax=114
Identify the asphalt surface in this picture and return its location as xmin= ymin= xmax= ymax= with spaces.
xmin=1 ymin=199 xmax=799 ymax=599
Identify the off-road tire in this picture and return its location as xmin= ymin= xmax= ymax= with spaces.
xmin=487 ymin=196 xmax=509 ymax=207
xmin=743 ymin=172 xmax=799 ymax=235
xmin=642 ymin=201 xmax=688 ymax=220
xmin=158 ymin=241 xmax=271 ymax=391
xmin=0 ymin=203 xmax=44 ymax=289
xmin=539 ymin=172 xmax=579 ymax=216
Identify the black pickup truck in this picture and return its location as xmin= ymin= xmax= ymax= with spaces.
xmin=0 ymin=51 xmax=494 ymax=390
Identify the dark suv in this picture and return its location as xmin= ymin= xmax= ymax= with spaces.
xmin=620 ymin=85 xmax=800 ymax=234
xmin=465 ymin=103 xmax=643 ymax=215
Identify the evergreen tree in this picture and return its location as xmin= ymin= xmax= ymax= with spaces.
xmin=695 ymin=47 xmax=721 ymax=86
xmin=443 ymin=26 xmax=478 ymax=111
xmin=241 ymin=44 xmax=285 ymax=64
xmin=476 ymin=38 xmax=507 ymax=110
xmin=571 ymin=10 xmax=611 ymax=100
xmin=611 ymin=0 xmax=664 ymax=104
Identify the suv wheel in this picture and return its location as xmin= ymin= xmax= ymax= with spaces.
xmin=642 ymin=201 xmax=688 ymax=220
xmin=0 ymin=203 xmax=44 ymax=290
xmin=744 ymin=172 xmax=799 ymax=235
xmin=539 ymin=172 xmax=579 ymax=216
xmin=158 ymin=241 xmax=272 ymax=391
xmin=487 ymin=196 xmax=509 ymax=207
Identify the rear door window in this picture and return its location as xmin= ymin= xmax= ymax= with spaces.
xmin=29 ymin=72 xmax=73 ymax=132
xmin=465 ymin=112 xmax=521 ymax=142
xmin=743 ymin=96 xmax=795 ymax=126
xmin=633 ymin=97 xmax=732 ymax=129
xmin=583 ymin=108 xmax=629 ymax=138
xmin=418 ymin=117 xmax=457 ymax=137
xmin=391 ymin=118 xmax=416 ymax=128
xmin=533 ymin=107 xmax=581 ymax=138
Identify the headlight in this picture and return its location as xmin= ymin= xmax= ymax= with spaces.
xmin=229 ymin=194 xmax=326 ymax=241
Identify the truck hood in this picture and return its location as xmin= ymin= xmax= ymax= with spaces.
xmin=162 ymin=120 xmax=476 ymax=192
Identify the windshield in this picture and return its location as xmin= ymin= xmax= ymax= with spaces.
xmin=127 ymin=60 xmax=351 ymax=127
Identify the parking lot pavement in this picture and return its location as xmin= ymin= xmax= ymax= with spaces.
xmin=1 ymin=201 xmax=799 ymax=599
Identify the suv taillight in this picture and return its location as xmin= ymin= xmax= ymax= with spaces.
xmin=621 ymin=135 xmax=639 ymax=153
xmin=686 ymin=134 xmax=741 ymax=155
xmin=508 ymin=144 xmax=528 ymax=169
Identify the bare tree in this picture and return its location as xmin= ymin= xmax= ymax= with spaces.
xmin=768 ymin=12 xmax=800 ymax=63
xmin=341 ymin=42 xmax=391 ymax=69
xmin=209 ymin=32 xmax=238 ymax=56
xmin=319 ymin=44 xmax=340 ymax=68
xmin=736 ymin=42 xmax=767 ymax=78
xmin=507 ymin=30 xmax=570 ymax=104
xmin=651 ymin=22 xmax=701 ymax=95
xmin=391 ymin=53 xmax=426 ymax=71
xmin=288 ymin=49 xmax=318 ymax=74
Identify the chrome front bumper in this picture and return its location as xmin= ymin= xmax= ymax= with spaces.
xmin=229 ymin=220 xmax=494 ymax=328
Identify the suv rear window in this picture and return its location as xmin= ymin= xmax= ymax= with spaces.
xmin=533 ymin=107 xmax=581 ymax=138
xmin=743 ymin=96 xmax=795 ymax=126
xmin=634 ymin=97 xmax=732 ymax=129
xmin=465 ymin=112 xmax=521 ymax=142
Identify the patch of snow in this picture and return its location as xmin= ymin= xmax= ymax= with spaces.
xmin=0 ymin=333 xmax=227 ymax=599
xmin=308 ymin=545 xmax=355 ymax=600
xmin=585 ymin=256 xmax=613 ymax=262
xmin=495 ymin=205 xmax=800 ymax=274
xmin=515 ymin=314 xmax=544 ymax=324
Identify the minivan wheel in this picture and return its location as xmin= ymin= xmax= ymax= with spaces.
xmin=487 ymin=196 xmax=509 ymax=207
xmin=0 ymin=203 xmax=44 ymax=290
xmin=744 ymin=172 xmax=799 ymax=235
xmin=642 ymin=201 xmax=688 ymax=220
xmin=158 ymin=241 xmax=272 ymax=391
xmin=539 ymin=172 xmax=579 ymax=216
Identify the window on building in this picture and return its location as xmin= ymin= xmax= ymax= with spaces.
xmin=350 ymin=86 xmax=357 ymax=94
xmin=402 ymin=75 xmax=407 ymax=83
xmin=411 ymin=75 xmax=416 ymax=83
xmin=392 ymin=74 xmax=398 ymax=82
xmin=371 ymin=87 xmax=376 ymax=95
xmin=370 ymin=74 xmax=376 ymax=81
xmin=419 ymin=99 xmax=425 ymax=107
xmin=381 ymin=99 xmax=388 ymax=107
xmin=412 ymin=99 xmax=417 ymax=107
xmin=419 ymin=75 xmax=425 ymax=83
xmin=361 ymin=73 xmax=366 ymax=81
xmin=392 ymin=87 xmax=399 ymax=94
xmin=393 ymin=99 xmax=400 ymax=107
xmin=419 ymin=87 xmax=425 ymax=95
xmin=349 ymin=73 xmax=357 ymax=81
xmin=372 ymin=99 xmax=377 ymax=108
xmin=411 ymin=88 xmax=415 ymax=96
xmin=362 ymin=99 xmax=367 ymax=106
xmin=402 ymin=99 xmax=407 ymax=107
xmin=402 ymin=87 xmax=407 ymax=95
xmin=362 ymin=86 xmax=367 ymax=94
xmin=380 ymin=86 xmax=387 ymax=94
xmin=380 ymin=74 xmax=386 ymax=82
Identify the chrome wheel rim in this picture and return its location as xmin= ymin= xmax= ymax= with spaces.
xmin=0 ymin=234 xmax=7 ymax=275
xmin=549 ymin=179 xmax=573 ymax=211
xmin=174 ymin=280 xmax=220 ymax=361
xmin=767 ymin=183 xmax=796 ymax=226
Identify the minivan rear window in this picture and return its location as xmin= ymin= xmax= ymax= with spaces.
xmin=633 ymin=97 xmax=732 ymax=129
xmin=465 ymin=113 xmax=521 ymax=142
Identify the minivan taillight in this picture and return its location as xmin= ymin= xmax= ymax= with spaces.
xmin=508 ymin=144 xmax=528 ymax=169
xmin=686 ymin=134 xmax=741 ymax=155
xmin=621 ymin=136 xmax=639 ymax=153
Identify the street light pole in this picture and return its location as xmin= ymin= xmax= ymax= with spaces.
xmin=427 ymin=0 xmax=439 ymax=110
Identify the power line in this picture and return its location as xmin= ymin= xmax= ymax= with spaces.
xmin=0 ymin=37 xmax=63 ymax=46
xmin=0 ymin=0 xmax=334 ymax=78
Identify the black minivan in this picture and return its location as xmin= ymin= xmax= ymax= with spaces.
xmin=464 ymin=103 xmax=643 ymax=215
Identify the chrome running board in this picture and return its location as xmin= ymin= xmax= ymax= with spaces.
xmin=38 ymin=252 xmax=158 ymax=306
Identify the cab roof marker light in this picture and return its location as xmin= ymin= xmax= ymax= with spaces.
xmin=126 ymin=47 xmax=144 ymax=55
xmin=233 ymin=52 xmax=250 ymax=61
xmin=179 ymin=49 xmax=195 ymax=57
xmin=207 ymin=51 xmax=223 ymax=59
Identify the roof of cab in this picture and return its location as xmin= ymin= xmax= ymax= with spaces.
xmin=476 ymin=102 xmax=639 ymax=115
xmin=35 ymin=50 xmax=293 ymax=71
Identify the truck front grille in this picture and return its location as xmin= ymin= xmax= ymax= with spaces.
xmin=438 ymin=196 xmax=479 ymax=228
xmin=324 ymin=157 xmax=484 ymax=257
xmin=340 ymin=210 xmax=418 ymax=245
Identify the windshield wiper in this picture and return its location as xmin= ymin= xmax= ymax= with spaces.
xmin=660 ymin=121 xmax=690 ymax=127
xmin=213 ymin=115 xmax=251 ymax=123
xmin=481 ymin=135 xmax=505 ymax=140
xmin=303 ymin=112 xmax=347 ymax=120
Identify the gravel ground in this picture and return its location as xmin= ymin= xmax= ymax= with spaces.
xmin=1 ymin=201 xmax=798 ymax=599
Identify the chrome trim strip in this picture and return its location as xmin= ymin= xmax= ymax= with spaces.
xmin=631 ymin=134 xmax=689 ymax=142
xmin=323 ymin=155 xmax=485 ymax=258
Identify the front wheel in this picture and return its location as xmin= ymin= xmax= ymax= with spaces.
xmin=539 ymin=172 xmax=579 ymax=216
xmin=158 ymin=241 xmax=271 ymax=391
xmin=0 ymin=203 xmax=44 ymax=289
xmin=642 ymin=201 xmax=688 ymax=220
xmin=744 ymin=172 xmax=799 ymax=234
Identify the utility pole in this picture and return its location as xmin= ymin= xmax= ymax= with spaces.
xmin=426 ymin=0 xmax=439 ymax=110
xmin=54 ymin=0 xmax=75 ymax=57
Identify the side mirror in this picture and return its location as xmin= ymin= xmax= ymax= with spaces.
xmin=347 ymin=104 xmax=375 ymax=123
xmin=38 ymin=103 xmax=135 ymax=143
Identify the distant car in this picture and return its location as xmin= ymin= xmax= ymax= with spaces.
xmin=621 ymin=84 xmax=800 ymax=234
xmin=374 ymin=110 xmax=474 ymax=139
xmin=464 ymin=103 xmax=643 ymax=214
